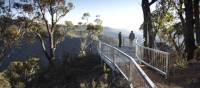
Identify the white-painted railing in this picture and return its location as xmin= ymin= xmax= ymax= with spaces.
xmin=97 ymin=40 xmax=156 ymax=88
xmin=135 ymin=39 xmax=170 ymax=78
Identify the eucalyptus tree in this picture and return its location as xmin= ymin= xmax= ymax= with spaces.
xmin=0 ymin=17 xmax=23 ymax=61
xmin=94 ymin=15 xmax=103 ymax=25
xmin=153 ymin=0 xmax=199 ymax=60
xmin=65 ymin=21 xmax=74 ymax=30
xmin=152 ymin=0 xmax=183 ymax=52
xmin=94 ymin=15 xmax=103 ymax=37
xmin=0 ymin=1 xmax=26 ymax=61
xmin=35 ymin=0 xmax=74 ymax=65
xmin=82 ymin=12 xmax=90 ymax=24
xmin=170 ymin=0 xmax=197 ymax=60
xmin=79 ymin=14 xmax=103 ymax=56
xmin=2 ymin=0 xmax=74 ymax=65
xmin=78 ymin=22 xmax=83 ymax=26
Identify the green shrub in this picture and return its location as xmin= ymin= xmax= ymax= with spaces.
xmin=194 ymin=47 xmax=200 ymax=62
xmin=5 ymin=57 xmax=40 ymax=88
xmin=172 ymin=53 xmax=187 ymax=69
xmin=0 ymin=73 xmax=11 ymax=88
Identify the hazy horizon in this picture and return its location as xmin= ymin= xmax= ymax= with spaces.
xmin=58 ymin=0 xmax=144 ymax=32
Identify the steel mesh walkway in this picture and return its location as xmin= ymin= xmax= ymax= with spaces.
xmin=96 ymin=40 xmax=156 ymax=88
xmin=93 ymin=38 xmax=170 ymax=88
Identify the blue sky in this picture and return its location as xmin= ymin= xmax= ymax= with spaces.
xmin=58 ymin=0 xmax=144 ymax=31
xmin=6 ymin=0 xmax=156 ymax=32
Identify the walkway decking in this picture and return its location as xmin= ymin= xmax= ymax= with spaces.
xmin=97 ymin=41 xmax=156 ymax=88
xmin=117 ymin=46 xmax=136 ymax=58
xmin=94 ymin=39 xmax=170 ymax=88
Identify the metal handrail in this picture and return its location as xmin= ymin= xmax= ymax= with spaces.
xmin=97 ymin=40 xmax=156 ymax=88
xmin=135 ymin=39 xmax=170 ymax=78
xmin=136 ymin=42 xmax=169 ymax=54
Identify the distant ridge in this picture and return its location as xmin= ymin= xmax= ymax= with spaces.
xmin=103 ymin=26 xmax=143 ymax=40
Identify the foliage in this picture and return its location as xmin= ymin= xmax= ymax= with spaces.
xmin=153 ymin=0 xmax=200 ymax=62
xmin=54 ymin=25 xmax=67 ymax=46
xmin=94 ymin=15 xmax=103 ymax=25
xmin=172 ymin=52 xmax=187 ymax=69
xmin=86 ymin=15 xmax=103 ymax=36
xmin=3 ymin=0 xmax=75 ymax=65
xmin=86 ymin=23 xmax=103 ymax=35
xmin=0 ymin=73 xmax=11 ymax=88
xmin=78 ymin=22 xmax=83 ymax=26
xmin=82 ymin=12 xmax=90 ymax=24
xmin=7 ymin=25 xmax=21 ymax=39
xmin=0 ymin=16 xmax=24 ymax=61
xmin=152 ymin=0 xmax=186 ymax=58
xmin=22 ymin=4 xmax=33 ymax=12
xmin=194 ymin=47 xmax=200 ymax=61
xmin=79 ymin=13 xmax=103 ymax=56
xmin=65 ymin=21 xmax=74 ymax=30
xmin=5 ymin=57 xmax=40 ymax=88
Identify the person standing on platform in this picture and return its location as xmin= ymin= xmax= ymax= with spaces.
xmin=129 ymin=31 xmax=135 ymax=47
xmin=118 ymin=32 xmax=122 ymax=47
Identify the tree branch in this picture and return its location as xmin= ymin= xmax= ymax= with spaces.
xmin=35 ymin=32 xmax=51 ymax=60
xmin=56 ymin=9 xmax=70 ymax=24
xmin=37 ymin=1 xmax=51 ymax=37
xmin=149 ymin=0 xmax=157 ymax=6
xmin=49 ymin=3 xmax=54 ymax=33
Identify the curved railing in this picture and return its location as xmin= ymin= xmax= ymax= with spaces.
xmin=97 ymin=40 xmax=156 ymax=88
xmin=135 ymin=39 xmax=170 ymax=78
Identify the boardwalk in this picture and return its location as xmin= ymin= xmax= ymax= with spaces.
xmin=117 ymin=46 xmax=136 ymax=58
xmin=97 ymin=41 xmax=156 ymax=88
xmin=94 ymin=39 xmax=170 ymax=88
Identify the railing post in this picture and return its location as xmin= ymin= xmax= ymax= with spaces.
xmin=129 ymin=61 xmax=133 ymax=86
xmin=107 ymin=46 xmax=109 ymax=57
xmin=135 ymin=44 xmax=142 ymax=64
xmin=98 ymin=41 xmax=103 ymax=66
xmin=97 ymin=40 xmax=157 ymax=88
xmin=112 ymin=49 xmax=115 ymax=63
xmin=98 ymin=41 xmax=101 ymax=54
xmin=135 ymin=43 xmax=137 ymax=57
xmin=165 ymin=53 xmax=170 ymax=79
xmin=123 ymin=37 xmax=125 ymax=46
xmin=135 ymin=44 xmax=138 ymax=59
xmin=113 ymin=50 xmax=115 ymax=64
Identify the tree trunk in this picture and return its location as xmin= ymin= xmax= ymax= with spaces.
xmin=38 ymin=30 xmax=55 ymax=65
xmin=194 ymin=0 xmax=200 ymax=45
xmin=184 ymin=0 xmax=196 ymax=60
xmin=36 ymin=32 xmax=56 ymax=66
xmin=142 ymin=0 xmax=155 ymax=48
xmin=49 ymin=32 xmax=55 ymax=65
xmin=142 ymin=0 xmax=149 ymax=47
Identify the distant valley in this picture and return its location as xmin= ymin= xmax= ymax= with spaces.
xmin=103 ymin=26 xmax=143 ymax=40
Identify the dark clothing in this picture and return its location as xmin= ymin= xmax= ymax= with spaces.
xmin=129 ymin=31 xmax=135 ymax=46
xmin=118 ymin=32 xmax=122 ymax=47
xmin=129 ymin=32 xmax=135 ymax=41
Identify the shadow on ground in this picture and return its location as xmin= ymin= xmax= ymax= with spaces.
xmin=27 ymin=54 xmax=130 ymax=88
